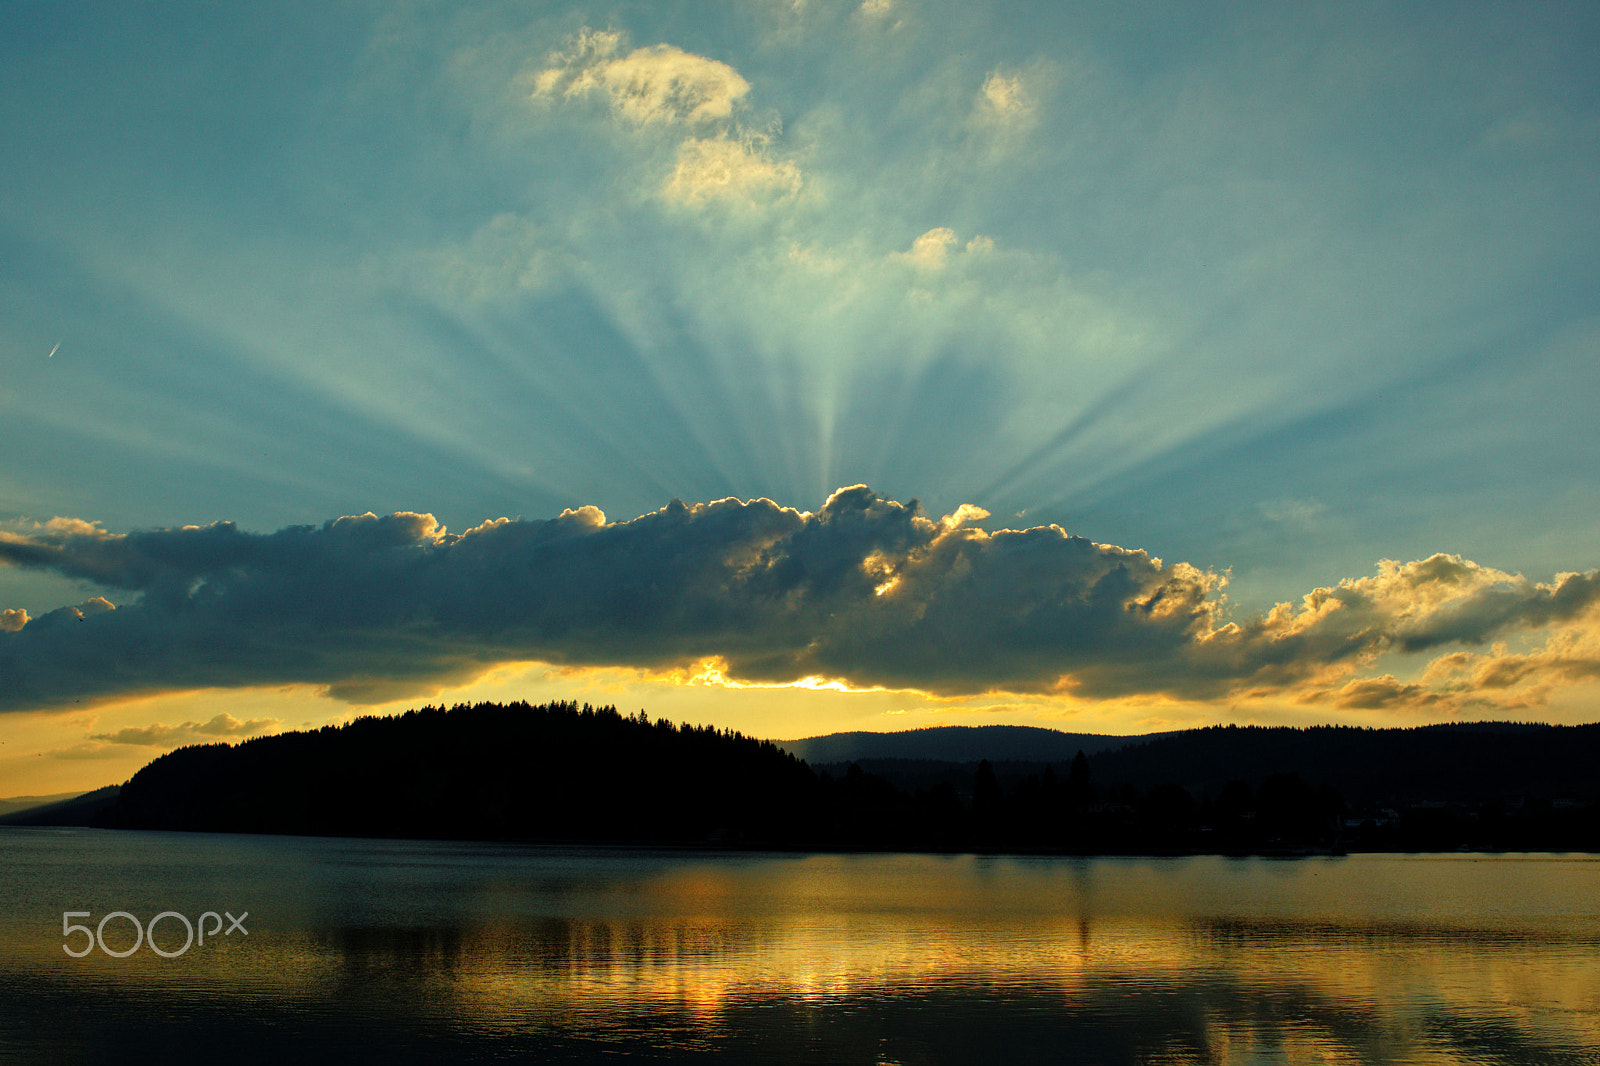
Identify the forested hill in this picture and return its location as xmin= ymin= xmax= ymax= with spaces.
xmin=86 ymin=706 xmax=1600 ymax=851
xmin=96 ymin=701 xmax=818 ymax=844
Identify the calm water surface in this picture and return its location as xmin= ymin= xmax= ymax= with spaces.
xmin=1 ymin=828 xmax=1597 ymax=1063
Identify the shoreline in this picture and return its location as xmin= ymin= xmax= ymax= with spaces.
xmin=11 ymin=823 xmax=1597 ymax=859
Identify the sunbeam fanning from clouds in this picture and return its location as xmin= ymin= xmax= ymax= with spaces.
xmin=3 ymin=0 xmax=1599 ymax=791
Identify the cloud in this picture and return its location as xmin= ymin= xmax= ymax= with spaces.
xmin=528 ymin=26 xmax=801 ymax=215
xmin=663 ymin=135 xmax=802 ymax=207
xmin=88 ymin=713 xmax=282 ymax=747
xmin=0 ymin=597 xmax=118 ymax=632
xmin=1165 ymin=556 xmax=1600 ymax=710
xmin=3 ymin=490 xmax=1598 ymax=714
xmin=974 ymin=69 xmax=1034 ymax=126
xmin=602 ymin=45 xmax=750 ymax=126
xmin=1421 ymin=626 xmax=1600 ymax=698
xmin=896 ymin=227 xmax=957 ymax=268
xmin=533 ymin=31 xmax=750 ymax=128
xmin=964 ymin=62 xmax=1051 ymax=153
xmin=854 ymin=0 xmax=905 ymax=28
xmin=1327 ymin=675 xmax=1447 ymax=711
xmin=45 ymin=743 xmax=133 ymax=761
xmin=1256 ymin=497 xmax=1327 ymax=530
xmin=892 ymin=227 xmax=992 ymax=270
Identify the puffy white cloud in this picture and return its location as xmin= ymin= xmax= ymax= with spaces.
xmin=0 ymin=609 xmax=26 ymax=632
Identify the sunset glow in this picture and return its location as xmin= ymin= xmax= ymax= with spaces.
xmin=4 ymin=1 xmax=1599 ymax=796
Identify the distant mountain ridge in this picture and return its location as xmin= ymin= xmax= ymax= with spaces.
xmin=778 ymin=725 xmax=1145 ymax=764
xmin=0 ymin=791 xmax=87 ymax=817
xmin=0 ymin=786 xmax=121 ymax=825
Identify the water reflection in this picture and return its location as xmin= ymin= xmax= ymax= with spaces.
xmin=2 ymin=830 xmax=1597 ymax=1064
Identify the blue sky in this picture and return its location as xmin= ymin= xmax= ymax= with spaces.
xmin=4 ymin=1 xmax=1599 ymax=792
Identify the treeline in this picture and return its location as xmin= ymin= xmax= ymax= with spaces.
xmin=1083 ymin=722 xmax=1600 ymax=807
xmin=91 ymin=706 xmax=1600 ymax=852
xmin=819 ymin=756 xmax=1348 ymax=853
xmin=818 ymin=722 xmax=1600 ymax=852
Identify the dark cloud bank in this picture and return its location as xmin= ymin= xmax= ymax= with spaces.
xmin=3 ymin=487 xmax=1598 ymax=712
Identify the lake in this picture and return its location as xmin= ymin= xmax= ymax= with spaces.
xmin=1 ymin=828 xmax=1596 ymax=1064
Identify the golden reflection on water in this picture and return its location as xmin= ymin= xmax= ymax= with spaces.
xmin=140 ymin=854 xmax=1600 ymax=1055
xmin=5 ymin=836 xmax=1599 ymax=1063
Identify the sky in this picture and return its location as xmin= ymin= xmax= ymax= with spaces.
xmin=3 ymin=0 xmax=1599 ymax=795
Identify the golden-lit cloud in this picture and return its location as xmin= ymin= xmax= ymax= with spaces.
xmin=0 ymin=596 xmax=115 ymax=630
xmin=854 ymin=0 xmax=905 ymax=29
xmin=892 ymin=228 xmax=993 ymax=270
xmin=1422 ymin=623 xmax=1600 ymax=699
xmin=663 ymin=135 xmax=802 ymax=206
xmin=4 ymin=489 xmax=1599 ymax=719
xmin=896 ymin=227 xmax=957 ymax=268
xmin=1325 ymin=675 xmax=1447 ymax=711
xmin=974 ymin=68 xmax=1035 ymax=128
xmin=43 ymin=742 xmax=132 ymax=761
xmin=88 ymin=712 xmax=281 ymax=747
xmin=534 ymin=32 xmax=751 ymax=128
xmin=529 ymin=26 xmax=802 ymax=215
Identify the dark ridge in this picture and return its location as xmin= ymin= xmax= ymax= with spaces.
xmin=804 ymin=722 xmax=1599 ymax=805
xmin=80 ymin=707 xmax=1600 ymax=853
xmin=777 ymin=725 xmax=1140 ymax=764
xmin=1084 ymin=722 xmax=1599 ymax=806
